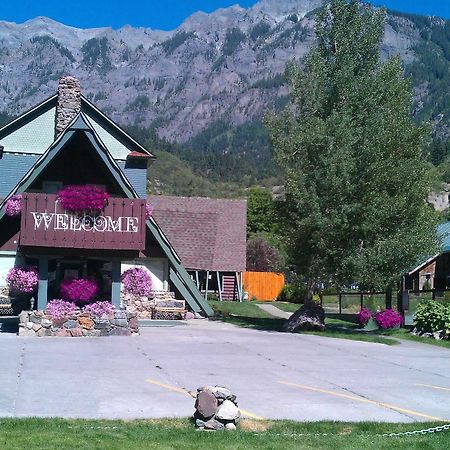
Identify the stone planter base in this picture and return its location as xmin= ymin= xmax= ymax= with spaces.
xmin=121 ymin=291 xmax=186 ymax=319
xmin=18 ymin=310 xmax=139 ymax=337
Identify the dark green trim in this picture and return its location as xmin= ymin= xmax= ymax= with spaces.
xmin=170 ymin=267 xmax=201 ymax=313
xmin=149 ymin=220 xmax=214 ymax=316
xmin=37 ymin=257 xmax=49 ymax=310
xmin=111 ymin=261 xmax=121 ymax=308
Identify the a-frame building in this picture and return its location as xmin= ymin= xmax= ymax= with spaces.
xmin=0 ymin=76 xmax=213 ymax=316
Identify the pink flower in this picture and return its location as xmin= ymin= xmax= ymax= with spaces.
xmin=375 ymin=309 xmax=403 ymax=329
xmin=60 ymin=278 xmax=99 ymax=302
xmin=121 ymin=267 xmax=152 ymax=297
xmin=83 ymin=301 xmax=116 ymax=318
xmin=6 ymin=266 xmax=38 ymax=294
xmin=57 ymin=185 xmax=109 ymax=213
xmin=145 ymin=203 xmax=153 ymax=220
xmin=5 ymin=195 xmax=23 ymax=216
xmin=357 ymin=307 xmax=373 ymax=327
xmin=46 ymin=299 xmax=78 ymax=319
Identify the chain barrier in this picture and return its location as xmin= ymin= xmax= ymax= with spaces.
xmin=380 ymin=423 xmax=450 ymax=437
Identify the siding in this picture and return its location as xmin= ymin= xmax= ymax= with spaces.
xmin=117 ymin=160 xmax=147 ymax=198
xmin=0 ymin=153 xmax=39 ymax=198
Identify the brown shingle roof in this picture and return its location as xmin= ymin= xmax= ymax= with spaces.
xmin=149 ymin=195 xmax=247 ymax=272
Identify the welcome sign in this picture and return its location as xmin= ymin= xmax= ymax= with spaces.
xmin=20 ymin=193 xmax=146 ymax=250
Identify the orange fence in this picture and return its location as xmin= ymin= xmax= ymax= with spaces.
xmin=243 ymin=272 xmax=285 ymax=302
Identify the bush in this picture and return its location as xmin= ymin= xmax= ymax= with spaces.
xmin=83 ymin=301 xmax=115 ymax=318
xmin=414 ymin=301 xmax=450 ymax=338
xmin=46 ymin=300 xmax=78 ymax=320
xmin=121 ymin=267 xmax=152 ymax=297
xmin=375 ymin=309 xmax=403 ymax=329
xmin=6 ymin=267 xmax=38 ymax=294
xmin=276 ymin=283 xmax=307 ymax=304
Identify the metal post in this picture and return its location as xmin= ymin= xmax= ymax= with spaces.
xmin=195 ymin=271 xmax=200 ymax=289
xmin=216 ymin=271 xmax=223 ymax=302
xmin=111 ymin=261 xmax=121 ymax=309
xmin=240 ymin=272 xmax=243 ymax=302
xmin=386 ymin=288 xmax=392 ymax=309
xmin=37 ymin=257 xmax=49 ymax=311
xmin=205 ymin=270 xmax=209 ymax=301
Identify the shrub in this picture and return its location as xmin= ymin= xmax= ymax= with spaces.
xmin=5 ymin=194 xmax=23 ymax=216
xmin=46 ymin=299 xmax=78 ymax=320
xmin=357 ymin=308 xmax=373 ymax=327
xmin=414 ymin=301 xmax=450 ymax=337
xmin=60 ymin=278 xmax=99 ymax=303
xmin=121 ymin=267 xmax=152 ymax=297
xmin=83 ymin=301 xmax=115 ymax=318
xmin=277 ymin=283 xmax=307 ymax=304
xmin=375 ymin=309 xmax=403 ymax=329
xmin=6 ymin=267 xmax=39 ymax=294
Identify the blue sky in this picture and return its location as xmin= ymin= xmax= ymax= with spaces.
xmin=0 ymin=1 xmax=448 ymax=30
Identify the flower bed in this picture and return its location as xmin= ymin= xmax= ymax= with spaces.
xmin=18 ymin=301 xmax=138 ymax=337
xmin=356 ymin=307 xmax=402 ymax=330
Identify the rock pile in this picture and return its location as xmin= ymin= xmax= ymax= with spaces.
xmin=194 ymin=386 xmax=240 ymax=431
xmin=18 ymin=310 xmax=139 ymax=337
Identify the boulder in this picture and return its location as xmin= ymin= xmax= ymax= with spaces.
xmin=283 ymin=303 xmax=325 ymax=332
xmin=64 ymin=320 xmax=78 ymax=329
xmin=209 ymin=386 xmax=232 ymax=400
xmin=216 ymin=400 xmax=240 ymax=421
xmin=195 ymin=390 xmax=218 ymax=419
xmin=203 ymin=419 xmax=224 ymax=430
xmin=225 ymin=423 xmax=237 ymax=431
xmin=78 ymin=316 xmax=94 ymax=330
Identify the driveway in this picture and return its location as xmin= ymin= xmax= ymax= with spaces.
xmin=0 ymin=320 xmax=449 ymax=422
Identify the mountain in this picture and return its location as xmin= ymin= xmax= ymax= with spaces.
xmin=1 ymin=0 xmax=450 ymax=188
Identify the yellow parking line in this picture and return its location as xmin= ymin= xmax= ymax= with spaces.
xmin=145 ymin=378 xmax=265 ymax=420
xmin=146 ymin=378 xmax=194 ymax=398
xmin=415 ymin=383 xmax=450 ymax=393
xmin=238 ymin=409 xmax=265 ymax=420
xmin=278 ymin=380 xmax=448 ymax=422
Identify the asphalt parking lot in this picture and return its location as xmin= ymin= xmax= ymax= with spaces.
xmin=0 ymin=319 xmax=449 ymax=422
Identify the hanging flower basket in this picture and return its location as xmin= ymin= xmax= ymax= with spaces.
xmin=57 ymin=185 xmax=109 ymax=213
xmin=5 ymin=194 xmax=23 ymax=217
xmin=60 ymin=278 xmax=100 ymax=304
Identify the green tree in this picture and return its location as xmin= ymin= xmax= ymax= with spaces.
xmin=265 ymin=0 xmax=439 ymax=301
xmin=247 ymin=187 xmax=276 ymax=236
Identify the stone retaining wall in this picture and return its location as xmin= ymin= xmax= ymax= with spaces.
xmin=121 ymin=291 xmax=185 ymax=319
xmin=18 ymin=310 xmax=139 ymax=337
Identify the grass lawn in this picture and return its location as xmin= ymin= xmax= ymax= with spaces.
xmin=0 ymin=418 xmax=449 ymax=450
xmin=209 ymin=301 xmax=450 ymax=348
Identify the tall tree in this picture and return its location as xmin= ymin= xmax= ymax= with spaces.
xmin=265 ymin=0 xmax=439 ymax=306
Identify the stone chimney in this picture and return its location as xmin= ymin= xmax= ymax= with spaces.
xmin=55 ymin=76 xmax=81 ymax=137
